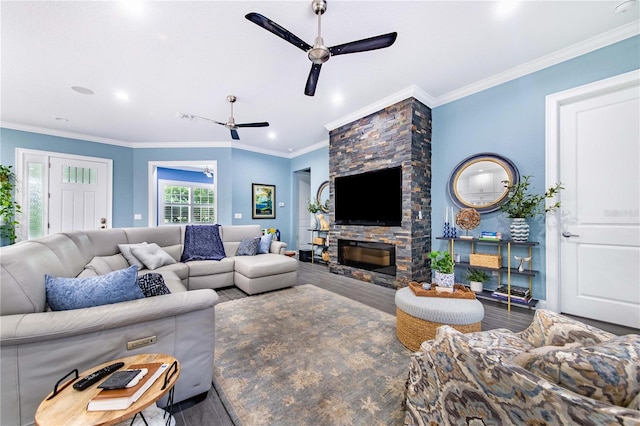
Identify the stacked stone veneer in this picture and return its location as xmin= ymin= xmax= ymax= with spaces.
xmin=328 ymin=97 xmax=431 ymax=289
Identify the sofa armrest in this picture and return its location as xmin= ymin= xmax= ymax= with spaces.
xmin=270 ymin=240 xmax=287 ymax=255
xmin=516 ymin=309 xmax=616 ymax=348
xmin=1 ymin=289 xmax=219 ymax=346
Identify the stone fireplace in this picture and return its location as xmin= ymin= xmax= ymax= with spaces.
xmin=327 ymin=97 xmax=431 ymax=289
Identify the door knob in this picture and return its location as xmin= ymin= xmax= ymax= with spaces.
xmin=562 ymin=231 xmax=580 ymax=238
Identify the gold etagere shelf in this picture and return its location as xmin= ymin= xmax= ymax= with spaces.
xmin=436 ymin=237 xmax=539 ymax=311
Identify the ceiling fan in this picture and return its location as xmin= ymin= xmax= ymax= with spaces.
xmin=246 ymin=0 xmax=397 ymax=96
xmin=177 ymin=95 xmax=269 ymax=140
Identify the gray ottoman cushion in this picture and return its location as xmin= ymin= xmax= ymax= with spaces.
xmin=233 ymin=253 xmax=297 ymax=279
xmin=395 ymin=287 xmax=484 ymax=325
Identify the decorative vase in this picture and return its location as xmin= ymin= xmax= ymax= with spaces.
xmin=510 ymin=218 xmax=529 ymax=242
xmin=469 ymin=281 xmax=483 ymax=293
xmin=434 ymin=271 xmax=455 ymax=287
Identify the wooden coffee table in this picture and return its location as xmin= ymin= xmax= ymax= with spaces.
xmin=35 ymin=353 xmax=180 ymax=426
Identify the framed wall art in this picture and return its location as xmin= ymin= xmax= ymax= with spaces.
xmin=252 ymin=183 xmax=276 ymax=219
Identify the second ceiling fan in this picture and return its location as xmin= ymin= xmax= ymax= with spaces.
xmin=177 ymin=95 xmax=269 ymax=140
xmin=246 ymin=0 xmax=397 ymax=96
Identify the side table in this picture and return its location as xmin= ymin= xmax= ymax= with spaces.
xmin=35 ymin=353 xmax=180 ymax=426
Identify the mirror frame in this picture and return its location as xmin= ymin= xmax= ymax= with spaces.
xmin=448 ymin=153 xmax=519 ymax=214
xmin=317 ymin=180 xmax=330 ymax=213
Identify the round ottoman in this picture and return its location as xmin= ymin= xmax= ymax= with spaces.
xmin=395 ymin=286 xmax=484 ymax=351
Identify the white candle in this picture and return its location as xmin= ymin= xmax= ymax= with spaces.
xmin=445 ymin=207 xmax=448 ymax=223
xmin=451 ymin=207 xmax=455 ymax=223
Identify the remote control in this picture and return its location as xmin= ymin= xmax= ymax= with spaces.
xmin=73 ymin=362 xmax=125 ymax=391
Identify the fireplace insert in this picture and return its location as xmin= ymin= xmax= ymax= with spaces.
xmin=338 ymin=239 xmax=396 ymax=276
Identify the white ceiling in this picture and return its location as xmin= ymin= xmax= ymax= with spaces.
xmin=1 ymin=1 xmax=638 ymax=157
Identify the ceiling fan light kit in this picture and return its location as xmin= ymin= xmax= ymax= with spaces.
xmin=246 ymin=0 xmax=397 ymax=96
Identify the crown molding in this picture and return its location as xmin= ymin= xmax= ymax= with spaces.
xmin=1 ymin=122 xmax=296 ymax=158
xmin=433 ymin=21 xmax=640 ymax=106
xmin=324 ymin=85 xmax=435 ymax=131
xmin=290 ymin=139 xmax=329 ymax=158
xmin=1 ymin=122 xmax=134 ymax=148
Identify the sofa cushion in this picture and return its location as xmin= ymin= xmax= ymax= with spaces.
xmin=131 ymin=243 xmax=176 ymax=270
xmin=258 ymin=233 xmax=273 ymax=254
xmin=527 ymin=334 xmax=640 ymax=408
xmin=85 ymin=254 xmax=129 ymax=275
xmin=237 ymin=238 xmax=260 ymax=256
xmin=137 ymin=273 xmax=171 ymax=297
xmin=186 ymin=258 xmax=235 ymax=277
xmin=118 ymin=242 xmax=148 ymax=269
xmin=45 ymin=265 xmax=143 ymax=311
xmin=233 ymin=253 xmax=297 ymax=278
xmin=181 ymin=224 xmax=226 ymax=261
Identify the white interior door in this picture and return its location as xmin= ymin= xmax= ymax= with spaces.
xmin=49 ymin=156 xmax=110 ymax=233
xmin=548 ymin=71 xmax=639 ymax=329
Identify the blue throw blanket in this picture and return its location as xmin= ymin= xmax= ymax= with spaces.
xmin=181 ymin=224 xmax=226 ymax=262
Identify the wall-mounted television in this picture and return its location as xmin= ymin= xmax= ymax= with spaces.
xmin=335 ymin=166 xmax=403 ymax=226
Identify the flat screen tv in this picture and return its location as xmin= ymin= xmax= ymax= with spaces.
xmin=335 ymin=166 xmax=402 ymax=226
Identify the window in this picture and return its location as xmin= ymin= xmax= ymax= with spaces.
xmin=159 ymin=180 xmax=216 ymax=225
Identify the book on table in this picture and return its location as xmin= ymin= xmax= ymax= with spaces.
xmin=87 ymin=362 xmax=168 ymax=411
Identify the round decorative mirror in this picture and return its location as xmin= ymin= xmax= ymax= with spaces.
xmin=448 ymin=153 xmax=519 ymax=214
xmin=317 ymin=180 xmax=330 ymax=213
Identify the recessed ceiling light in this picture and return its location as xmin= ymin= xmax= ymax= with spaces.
xmin=268 ymin=132 xmax=277 ymax=140
xmin=71 ymin=86 xmax=94 ymax=95
xmin=121 ymin=0 xmax=145 ymax=17
xmin=615 ymin=0 xmax=636 ymax=13
xmin=332 ymin=93 xmax=344 ymax=105
xmin=496 ymin=0 xmax=519 ymax=18
xmin=115 ymin=91 xmax=131 ymax=102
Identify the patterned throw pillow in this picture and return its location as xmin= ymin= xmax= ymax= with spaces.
xmin=237 ymin=238 xmax=260 ymax=256
xmin=137 ymin=273 xmax=171 ymax=297
xmin=45 ymin=265 xmax=143 ymax=311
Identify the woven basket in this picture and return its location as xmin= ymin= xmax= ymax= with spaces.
xmin=396 ymin=308 xmax=481 ymax=351
xmin=313 ymin=237 xmax=326 ymax=245
xmin=469 ymin=253 xmax=502 ymax=269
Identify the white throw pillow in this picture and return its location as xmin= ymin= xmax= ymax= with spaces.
xmin=118 ymin=242 xmax=148 ymax=269
xmin=131 ymin=243 xmax=176 ymax=270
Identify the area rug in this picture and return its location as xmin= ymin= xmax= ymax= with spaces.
xmin=213 ymin=284 xmax=411 ymax=426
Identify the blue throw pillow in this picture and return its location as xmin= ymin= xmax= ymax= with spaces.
xmin=45 ymin=265 xmax=143 ymax=311
xmin=181 ymin=224 xmax=226 ymax=262
xmin=237 ymin=238 xmax=260 ymax=256
xmin=258 ymin=233 xmax=273 ymax=254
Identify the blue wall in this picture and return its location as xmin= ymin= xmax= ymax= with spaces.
xmin=432 ymin=35 xmax=640 ymax=300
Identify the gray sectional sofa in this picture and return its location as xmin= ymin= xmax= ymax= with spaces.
xmin=0 ymin=224 xmax=297 ymax=425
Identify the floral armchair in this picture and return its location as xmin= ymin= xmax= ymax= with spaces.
xmin=404 ymin=309 xmax=639 ymax=425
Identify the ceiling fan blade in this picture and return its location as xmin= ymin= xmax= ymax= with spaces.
xmin=245 ymin=13 xmax=312 ymax=52
xmin=178 ymin=113 xmax=226 ymax=126
xmin=329 ymin=32 xmax=397 ymax=56
xmin=230 ymin=129 xmax=240 ymax=140
xmin=236 ymin=122 xmax=269 ymax=128
xmin=305 ymin=63 xmax=322 ymax=97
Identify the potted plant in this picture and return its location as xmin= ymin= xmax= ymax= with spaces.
xmin=307 ymin=198 xmax=329 ymax=230
xmin=429 ymin=250 xmax=455 ymax=287
xmin=0 ymin=165 xmax=21 ymax=245
xmin=500 ymin=175 xmax=563 ymax=242
xmin=466 ymin=268 xmax=491 ymax=293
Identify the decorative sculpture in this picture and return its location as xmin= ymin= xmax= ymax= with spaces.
xmin=514 ymin=255 xmax=532 ymax=273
